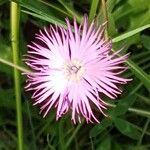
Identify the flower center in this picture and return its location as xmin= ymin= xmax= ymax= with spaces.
xmin=63 ymin=60 xmax=85 ymax=81
xmin=69 ymin=65 xmax=81 ymax=74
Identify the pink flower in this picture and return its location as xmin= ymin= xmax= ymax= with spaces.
xmin=25 ymin=16 xmax=130 ymax=123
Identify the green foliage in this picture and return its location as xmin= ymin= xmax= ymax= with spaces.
xmin=90 ymin=118 xmax=112 ymax=137
xmin=112 ymin=24 xmax=150 ymax=43
xmin=0 ymin=40 xmax=12 ymax=75
xmin=96 ymin=136 xmax=111 ymax=150
xmin=109 ymin=95 xmax=136 ymax=117
xmin=114 ymin=118 xmax=141 ymax=140
xmin=0 ymin=0 xmax=150 ymax=149
xmin=18 ymin=0 xmax=67 ymax=26
xmin=58 ymin=0 xmax=82 ymax=22
xmin=141 ymin=35 xmax=150 ymax=50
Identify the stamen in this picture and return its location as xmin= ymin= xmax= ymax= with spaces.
xmin=70 ymin=65 xmax=81 ymax=74
xmin=63 ymin=60 xmax=85 ymax=81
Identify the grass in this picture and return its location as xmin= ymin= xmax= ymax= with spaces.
xmin=0 ymin=0 xmax=150 ymax=149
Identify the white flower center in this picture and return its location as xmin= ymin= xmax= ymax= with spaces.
xmin=63 ymin=59 xmax=85 ymax=81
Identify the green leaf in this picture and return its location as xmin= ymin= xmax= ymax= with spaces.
xmin=90 ymin=118 xmax=112 ymax=137
xmin=126 ymin=145 xmax=148 ymax=150
xmin=107 ymin=11 xmax=118 ymax=37
xmin=21 ymin=10 xmax=66 ymax=27
xmin=16 ymin=0 xmax=66 ymax=26
xmin=0 ymin=40 xmax=12 ymax=75
xmin=113 ymin=35 xmax=150 ymax=92
xmin=58 ymin=0 xmax=82 ymax=22
xmin=141 ymin=35 xmax=150 ymax=50
xmin=89 ymin=0 xmax=99 ymax=22
xmin=127 ymin=59 xmax=150 ymax=90
xmin=107 ymin=0 xmax=118 ymax=13
xmin=112 ymin=141 xmax=123 ymax=150
xmin=113 ymin=2 xmax=133 ymax=22
xmin=128 ymin=0 xmax=150 ymax=29
xmin=112 ymin=24 xmax=150 ymax=43
xmin=37 ymin=0 xmax=71 ymax=18
xmin=96 ymin=136 xmax=111 ymax=150
xmin=106 ymin=0 xmax=118 ymax=36
xmin=0 ymin=0 xmax=8 ymax=5
xmin=113 ymin=0 xmax=150 ymax=30
xmin=0 ymin=89 xmax=15 ymax=109
xmin=109 ymin=95 xmax=136 ymax=117
xmin=114 ymin=118 xmax=141 ymax=140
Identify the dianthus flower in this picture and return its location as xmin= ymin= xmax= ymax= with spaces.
xmin=25 ymin=16 xmax=130 ymax=123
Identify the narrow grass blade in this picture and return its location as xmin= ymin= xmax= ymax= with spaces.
xmin=89 ymin=0 xmax=99 ymax=22
xmin=127 ymin=59 xmax=150 ymax=90
xmin=14 ymin=0 xmax=66 ymax=26
xmin=58 ymin=0 xmax=82 ymax=23
xmin=21 ymin=10 xmax=66 ymax=27
xmin=37 ymin=0 xmax=72 ymax=18
xmin=112 ymin=24 xmax=150 ymax=43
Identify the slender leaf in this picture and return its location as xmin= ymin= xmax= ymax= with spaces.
xmin=112 ymin=24 xmax=150 ymax=43
xmin=141 ymin=35 xmax=150 ymax=50
xmin=37 ymin=0 xmax=71 ymax=18
xmin=58 ymin=0 xmax=82 ymax=22
xmin=89 ymin=0 xmax=99 ymax=22
xmin=90 ymin=118 xmax=112 ymax=137
xmin=96 ymin=136 xmax=111 ymax=150
xmin=114 ymin=118 xmax=141 ymax=140
xmin=109 ymin=95 xmax=136 ymax=117
xmin=15 ymin=0 xmax=66 ymax=26
xmin=127 ymin=59 xmax=150 ymax=90
xmin=112 ymin=25 xmax=150 ymax=90
xmin=21 ymin=10 xmax=66 ymax=27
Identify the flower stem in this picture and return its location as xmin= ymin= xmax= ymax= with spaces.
xmin=11 ymin=1 xmax=24 ymax=150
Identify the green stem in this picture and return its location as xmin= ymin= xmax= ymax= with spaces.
xmin=59 ymin=120 xmax=65 ymax=150
xmin=136 ymin=93 xmax=150 ymax=105
xmin=26 ymin=101 xmax=37 ymax=150
xmin=89 ymin=0 xmax=99 ymax=22
xmin=46 ymin=134 xmax=55 ymax=150
xmin=11 ymin=1 xmax=24 ymax=150
xmin=106 ymin=103 xmax=150 ymax=117
xmin=65 ymin=123 xmax=83 ymax=149
xmin=137 ymin=118 xmax=150 ymax=145
xmin=90 ymin=137 xmax=94 ymax=150
xmin=0 ymin=56 xmax=31 ymax=73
